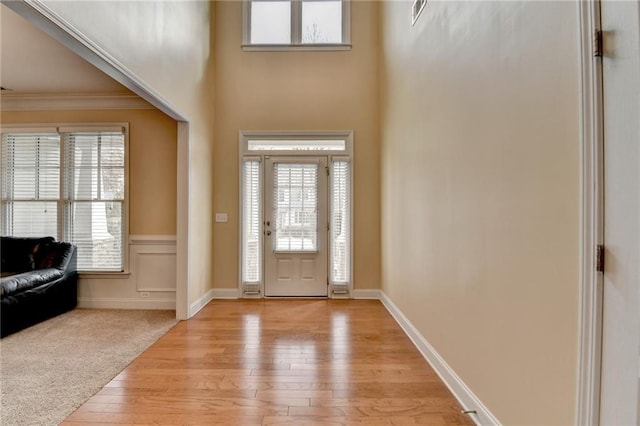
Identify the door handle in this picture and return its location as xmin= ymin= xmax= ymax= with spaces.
xmin=266 ymin=231 xmax=272 ymax=236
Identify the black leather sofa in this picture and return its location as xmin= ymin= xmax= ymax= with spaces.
xmin=1 ymin=236 xmax=78 ymax=337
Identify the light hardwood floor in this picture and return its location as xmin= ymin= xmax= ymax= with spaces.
xmin=63 ymin=299 xmax=473 ymax=425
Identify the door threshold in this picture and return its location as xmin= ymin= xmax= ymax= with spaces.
xmin=263 ymin=296 xmax=329 ymax=299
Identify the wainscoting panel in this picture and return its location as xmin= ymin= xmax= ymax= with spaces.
xmin=77 ymin=235 xmax=177 ymax=310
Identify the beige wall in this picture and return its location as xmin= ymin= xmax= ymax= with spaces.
xmin=213 ymin=1 xmax=380 ymax=289
xmin=379 ymin=1 xmax=580 ymax=424
xmin=38 ymin=0 xmax=216 ymax=307
xmin=0 ymin=109 xmax=177 ymax=235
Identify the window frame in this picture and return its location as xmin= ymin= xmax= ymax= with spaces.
xmin=0 ymin=123 xmax=130 ymax=277
xmin=242 ymin=0 xmax=352 ymax=51
xmin=238 ymin=130 xmax=353 ymax=298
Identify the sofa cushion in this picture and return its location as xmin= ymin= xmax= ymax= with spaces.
xmin=0 ymin=268 xmax=64 ymax=297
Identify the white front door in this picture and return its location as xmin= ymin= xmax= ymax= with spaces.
xmin=599 ymin=0 xmax=640 ymax=423
xmin=264 ymin=157 xmax=328 ymax=296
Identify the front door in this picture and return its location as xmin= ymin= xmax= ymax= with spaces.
xmin=264 ymin=157 xmax=328 ymax=296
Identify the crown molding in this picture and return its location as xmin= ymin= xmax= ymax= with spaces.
xmin=0 ymin=93 xmax=154 ymax=112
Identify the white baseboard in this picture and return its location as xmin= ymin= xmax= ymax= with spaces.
xmin=352 ymin=289 xmax=382 ymax=299
xmin=212 ymin=288 xmax=240 ymax=299
xmin=188 ymin=288 xmax=215 ymax=318
xmin=379 ymin=291 xmax=500 ymax=426
xmin=77 ymin=297 xmax=175 ymax=310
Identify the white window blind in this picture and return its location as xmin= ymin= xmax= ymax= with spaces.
xmin=64 ymin=132 xmax=125 ymax=272
xmin=273 ymin=162 xmax=318 ymax=252
xmin=1 ymin=133 xmax=61 ymax=238
xmin=242 ymin=159 xmax=262 ymax=283
xmin=330 ymin=159 xmax=350 ymax=284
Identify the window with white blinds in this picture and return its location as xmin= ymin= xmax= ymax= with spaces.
xmin=1 ymin=133 xmax=60 ymax=238
xmin=330 ymin=159 xmax=350 ymax=284
xmin=242 ymin=159 xmax=262 ymax=283
xmin=1 ymin=127 xmax=127 ymax=272
xmin=272 ymin=162 xmax=318 ymax=252
xmin=64 ymin=132 xmax=125 ymax=272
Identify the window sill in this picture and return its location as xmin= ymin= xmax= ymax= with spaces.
xmin=242 ymin=44 xmax=352 ymax=52
xmin=79 ymin=271 xmax=131 ymax=280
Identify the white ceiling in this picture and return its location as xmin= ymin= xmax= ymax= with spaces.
xmin=0 ymin=5 xmax=130 ymax=95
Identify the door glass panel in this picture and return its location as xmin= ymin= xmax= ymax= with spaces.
xmin=273 ymin=163 xmax=318 ymax=252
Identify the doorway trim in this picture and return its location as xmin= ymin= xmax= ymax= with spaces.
xmin=576 ymin=0 xmax=604 ymax=424
xmin=3 ymin=0 xmax=191 ymax=320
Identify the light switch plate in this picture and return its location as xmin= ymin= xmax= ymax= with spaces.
xmin=215 ymin=213 xmax=228 ymax=223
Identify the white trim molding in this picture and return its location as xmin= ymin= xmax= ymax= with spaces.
xmin=576 ymin=1 xmax=604 ymax=424
xmin=379 ymin=292 xmax=501 ymax=426
xmin=0 ymin=93 xmax=153 ymax=112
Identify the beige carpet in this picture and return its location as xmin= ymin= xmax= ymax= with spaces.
xmin=0 ymin=309 xmax=178 ymax=426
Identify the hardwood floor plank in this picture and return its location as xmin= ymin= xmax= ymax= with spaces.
xmin=63 ymin=411 xmax=264 ymax=425
xmin=262 ymin=416 xmax=393 ymax=426
xmin=64 ymin=300 xmax=472 ymax=425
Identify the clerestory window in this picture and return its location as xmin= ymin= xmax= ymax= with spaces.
xmin=243 ymin=0 xmax=351 ymax=50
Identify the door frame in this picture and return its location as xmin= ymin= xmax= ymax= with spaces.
xmin=2 ymin=1 xmax=192 ymax=320
xmin=238 ymin=130 xmax=354 ymax=299
xmin=577 ymin=0 xmax=604 ymax=424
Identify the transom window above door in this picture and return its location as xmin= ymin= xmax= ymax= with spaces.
xmin=242 ymin=0 xmax=351 ymax=50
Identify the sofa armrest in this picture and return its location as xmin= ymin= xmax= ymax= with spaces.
xmin=0 ymin=268 xmax=64 ymax=297
xmin=35 ymin=242 xmax=77 ymax=273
